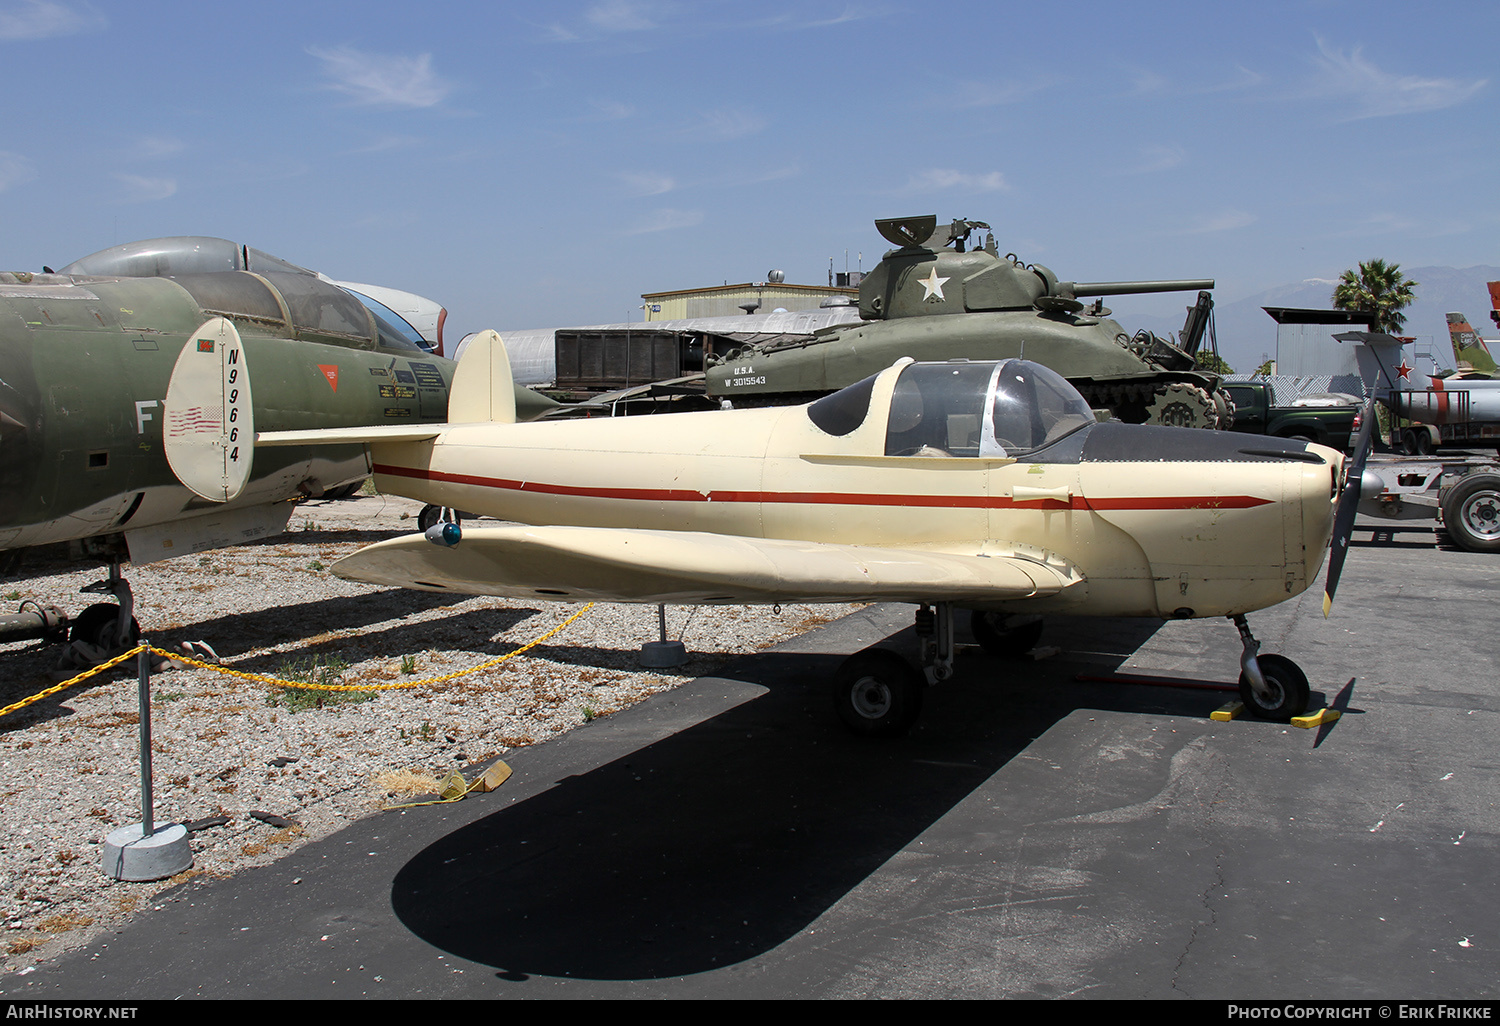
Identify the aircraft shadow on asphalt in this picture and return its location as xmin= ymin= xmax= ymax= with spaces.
xmin=387 ymin=613 xmax=1265 ymax=982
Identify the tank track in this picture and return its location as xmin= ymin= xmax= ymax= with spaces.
xmin=1076 ymin=380 xmax=1234 ymax=430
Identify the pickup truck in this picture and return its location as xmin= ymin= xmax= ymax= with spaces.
xmin=1224 ymin=381 xmax=1357 ymax=450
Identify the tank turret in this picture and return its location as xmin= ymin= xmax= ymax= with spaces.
xmin=704 ymin=215 xmax=1232 ymax=428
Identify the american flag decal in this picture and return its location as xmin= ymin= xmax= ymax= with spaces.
xmin=165 ymin=405 xmax=224 ymax=438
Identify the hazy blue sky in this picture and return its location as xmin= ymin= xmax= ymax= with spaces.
xmin=1 ymin=1 xmax=1493 ymax=363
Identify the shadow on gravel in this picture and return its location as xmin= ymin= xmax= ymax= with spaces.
xmin=0 ymin=594 xmax=543 ymax=731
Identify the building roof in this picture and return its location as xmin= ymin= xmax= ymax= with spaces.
xmin=1261 ymin=306 xmax=1375 ymax=325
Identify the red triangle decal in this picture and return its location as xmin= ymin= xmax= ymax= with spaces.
xmin=319 ymin=364 xmax=339 ymax=391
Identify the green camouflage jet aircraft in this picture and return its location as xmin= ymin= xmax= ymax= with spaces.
xmin=0 ymin=267 xmax=549 ymax=665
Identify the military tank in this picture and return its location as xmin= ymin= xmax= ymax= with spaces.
xmin=703 ymin=216 xmax=1232 ymax=428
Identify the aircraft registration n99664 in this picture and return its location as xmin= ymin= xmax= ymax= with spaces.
xmin=0 ymin=266 xmax=562 ymax=670
xmin=256 ymin=333 xmax=1372 ymax=736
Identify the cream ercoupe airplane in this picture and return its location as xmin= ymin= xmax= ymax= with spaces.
xmin=251 ymin=333 xmax=1362 ymax=736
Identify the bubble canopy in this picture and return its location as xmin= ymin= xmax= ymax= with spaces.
xmin=807 ymin=359 xmax=1096 ymax=457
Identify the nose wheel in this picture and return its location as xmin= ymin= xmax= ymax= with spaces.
xmin=1232 ymin=615 xmax=1310 ymax=721
xmin=56 ymin=562 xmax=141 ymax=672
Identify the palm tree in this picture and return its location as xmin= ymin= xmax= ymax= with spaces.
xmin=1332 ymin=259 xmax=1419 ymax=334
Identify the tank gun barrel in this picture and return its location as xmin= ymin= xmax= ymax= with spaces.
xmin=1062 ymin=279 xmax=1215 ymax=298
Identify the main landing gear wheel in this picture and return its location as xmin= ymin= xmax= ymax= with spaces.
xmin=970 ymin=610 xmax=1043 ymax=658
xmin=1440 ymin=474 xmax=1500 ymax=553
xmin=68 ymin=602 xmax=141 ymax=652
xmin=1237 ymin=653 xmax=1310 ymax=722
xmin=832 ymin=648 xmax=924 ymax=738
xmin=418 ymin=504 xmax=461 ymax=533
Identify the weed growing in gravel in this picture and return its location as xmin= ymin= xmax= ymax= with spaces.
xmin=400 ymin=653 xmax=418 ymax=675
xmin=265 ymin=654 xmax=372 ymax=712
xmin=397 ymin=720 xmax=437 ymax=743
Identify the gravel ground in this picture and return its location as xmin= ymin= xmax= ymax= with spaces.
xmin=0 ymin=493 xmax=855 ymax=974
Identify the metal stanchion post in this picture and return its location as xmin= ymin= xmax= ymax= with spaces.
xmin=103 ymin=639 xmax=192 ymax=881
xmin=639 ymin=604 xmax=687 ymax=667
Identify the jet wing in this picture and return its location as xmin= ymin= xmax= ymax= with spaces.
xmin=332 ymin=525 xmax=1085 ymax=605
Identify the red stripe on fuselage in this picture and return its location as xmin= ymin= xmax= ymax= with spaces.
xmin=373 ymin=463 xmax=1272 ymax=512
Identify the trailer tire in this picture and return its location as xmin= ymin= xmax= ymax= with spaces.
xmin=1441 ymin=474 xmax=1500 ymax=553
xmin=1401 ymin=427 xmax=1435 ymax=456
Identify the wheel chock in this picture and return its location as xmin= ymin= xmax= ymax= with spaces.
xmin=1291 ymin=707 xmax=1341 ymax=728
xmin=1211 ymin=701 xmax=1244 ymax=721
xmin=471 ymin=759 xmax=512 ymax=793
xmin=437 ymin=770 xmax=468 ymax=801
xmin=1210 ymin=702 xmax=1341 ymax=727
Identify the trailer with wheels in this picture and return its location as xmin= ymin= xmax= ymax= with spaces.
xmin=1356 ymin=453 xmax=1500 ymax=553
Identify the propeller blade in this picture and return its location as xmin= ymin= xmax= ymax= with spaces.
xmin=1322 ymin=396 xmax=1378 ymax=616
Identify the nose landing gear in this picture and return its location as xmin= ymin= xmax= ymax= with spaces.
xmin=56 ymin=562 xmax=141 ymax=672
xmin=1231 ymin=614 xmax=1310 ymax=721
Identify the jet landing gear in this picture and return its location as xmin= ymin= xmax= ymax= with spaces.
xmin=831 ymin=602 xmax=957 ymax=738
xmin=1232 ymin=614 xmax=1310 ymax=721
xmin=57 ymin=562 xmax=141 ymax=672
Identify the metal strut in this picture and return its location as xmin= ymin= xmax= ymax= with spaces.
xmin=1231 ymin=614 xmax=1270 ymax=701
xmin=915 ymin=602 xmax=956 ymax=685
xmin=81 ymin=561 xmax=135 ymax=648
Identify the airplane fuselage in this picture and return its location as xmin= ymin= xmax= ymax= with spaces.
xmin=366 ymin=370 xmax=1341 ymax=620
xmin=1392 ymin=374 xmax=1500 ymax=425
xmin=0 ymin=273 xmax=455 ymax=561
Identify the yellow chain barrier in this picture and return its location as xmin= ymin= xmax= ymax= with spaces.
xmin=0 ymin=603 xmax=595 ymax=719
xmin=0 ymin=646 xmax=147 ymax=719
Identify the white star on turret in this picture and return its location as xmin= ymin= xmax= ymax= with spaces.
xmin=918 ymin=267 xmax=950 ymax=302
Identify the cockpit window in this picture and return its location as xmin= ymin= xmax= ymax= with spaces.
xmin=885 ymin=362 xmax=996 ymax=456
xmin=259 ymin=271 xmax=374 ymax=343
xmin=808 ymin=372 xmax=878 ymax=436
xmin=346 ymin=289 xmax=434 ymax=353
xmin=885 ymin=359 xmax=1094 ymax=458
xmin=171 ymin=272 xmax=286 ymax=327
xmin=988 ymin=361 xmax=1096 ymax=455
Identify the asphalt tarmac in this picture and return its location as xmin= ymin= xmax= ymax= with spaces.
xmin=3 ymin=516 xmax=1497 ymax=1000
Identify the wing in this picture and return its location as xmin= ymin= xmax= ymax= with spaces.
xmin=332 ymin=525 xmax=1084 ymax=605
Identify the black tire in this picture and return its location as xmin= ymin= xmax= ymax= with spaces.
xmin=1440 ymin=474 xmax=1500 ymax=553
xmin=322 ymin=481 xmax=364 ymax=500
xmin=417 ymin=504 xmax=446 ymax=533
xmin=969 ymin=610 xmax=1043 ymax=658
xmin=1238 ymin=653 xmax=1310 ymax=722
xmin=832 ymin=648 xmax=924 ymax=738
xmin=1401 ymin=428 xmax=1434 ymax=456
xmin=68 ymin=603 xmax=141 ymax=652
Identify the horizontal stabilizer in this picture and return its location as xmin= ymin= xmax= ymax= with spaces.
xmin=256 ymin=423 xmax=445 ymax=447
xmin=332 ymin=525 xmax=1084 ymax=606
